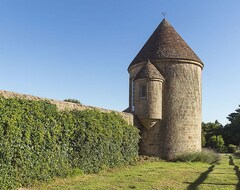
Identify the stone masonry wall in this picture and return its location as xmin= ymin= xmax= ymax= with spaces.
xmin=128 ymin=62 xmax=145 ymax=110
xmin=134 ymin=79 xmax=163 ymax=120
xmin=138 ymin=120 xmax=164 ymax=156
xmin=129 ymin=60 xmax=202 ymax=159
xmin=155 ymin=61 xmax=202 ymax=159
xmin=0 ymin=90 xmax=133 ymax=125
xmin=129 ymin=63 xmax=165 ymax=157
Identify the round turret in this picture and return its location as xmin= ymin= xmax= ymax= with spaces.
xmin=134 ymin=60 xmax=164 ymax=128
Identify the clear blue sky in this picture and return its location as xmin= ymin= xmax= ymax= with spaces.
xmin=0 ymin=0 xmax=240 ymax=125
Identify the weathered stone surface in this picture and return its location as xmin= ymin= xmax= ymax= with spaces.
xmin=132 ymin=60 xmax=202 ymax=160
xmin=160 ymin=62 xmax=202 ymax=159
xmin=134 ymin=79 xmax=163 ymax=128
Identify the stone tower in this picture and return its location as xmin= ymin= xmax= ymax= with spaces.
xmin=127 ymin=19 xmax=204 ymax=160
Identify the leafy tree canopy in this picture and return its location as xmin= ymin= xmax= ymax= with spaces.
xmin=208 ymin=135 xmax=225 ymax=152
xmin=227 ymin=105 xmax=240 ymax=125
xmin=202 ymin=121 xmax=223 ymax=140
xmin=224 ymin=105 xmax=240 ymax=146
xmin=202 ymin=121 xmax=224 ymax=150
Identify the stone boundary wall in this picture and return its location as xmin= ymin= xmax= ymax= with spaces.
xmin=0 ymin=90 xmax=133 ymax=125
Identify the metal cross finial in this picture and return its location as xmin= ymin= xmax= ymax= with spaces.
xmin=162 ymin=12 xmax=167 ymax=18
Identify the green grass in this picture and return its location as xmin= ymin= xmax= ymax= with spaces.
xmin=28 ymin=154 xmax=240 ymax=190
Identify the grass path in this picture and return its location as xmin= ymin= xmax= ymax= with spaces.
xmin=29 ymin=154 xmax=240 ymax=190
xmin=187 ymin=154 xmax=240 ymax=190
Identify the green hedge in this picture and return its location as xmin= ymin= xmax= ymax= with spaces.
xmin=0 ymin=96 xmax=139 ymax=189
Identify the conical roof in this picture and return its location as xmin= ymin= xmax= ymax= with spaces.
xmin=134 ymin=60 xmax=164 ymax=80
xmin=129 ymin=19 xmax=202 ymax=69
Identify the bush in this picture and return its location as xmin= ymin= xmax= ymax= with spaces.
xmin=0 ymin=96 xmax=139 ymax=189
xmin=173 ymin=149 xmax=220 ymax=164
xmin=227 ymin=144 xmax=238 ymax=153
xmin=234 ymin=150 xmax=240 ymax=157
xmin=64 ymin=98 xmax=81 ymax=104
xmin=208 ymin=135 xmax=225 ymax=152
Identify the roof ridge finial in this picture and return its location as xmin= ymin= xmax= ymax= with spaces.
xmin=162 ymin=12 xmax=167 ymax=19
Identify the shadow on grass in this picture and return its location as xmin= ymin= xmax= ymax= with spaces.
xmin=186 ymin=165 xmax=215 ymax=190
xmin=229 ymin=156 xmax=234 ymax=165
xmin=234 ymin=165 xmax=240 ymax=190
xmin=229 ymin=155 xmax=240 ymax=190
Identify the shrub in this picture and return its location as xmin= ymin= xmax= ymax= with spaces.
xmin=64 ymin=98 xmax=81 ymax=104
xmin=173 ymin=149 xmax=220 ymax=164
xmin=227 ymin=144 xmax=238 ymax=153
xmin=0 ymin=96 xmax=139 ymax=189
xmin=208 ymin=135 xmax=225 ymax=152
xmin=234 ymin=150 xmax=240 ymax=157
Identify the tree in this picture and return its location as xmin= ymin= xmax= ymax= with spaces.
xmin=202 ymin=121 xmax=223 ymax=148
xmin=223 ymin=105 xmax=240 ymax=146
xmin=201 ymin=132 xmax=206 ymax=147
xmin=208 ymin=135 xmax=225 ymax=152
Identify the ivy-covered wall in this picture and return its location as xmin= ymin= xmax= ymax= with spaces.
xmin=0 ymin=96 xmax=139 ymax=189
xmin=0 ymin=90 xmax=134 ymax=126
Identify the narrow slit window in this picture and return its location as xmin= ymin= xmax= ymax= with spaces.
xmin=132 ymin=79 xmax=135 ymax=111
xmin=140 ymin=85 xmax=147 ymax=98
